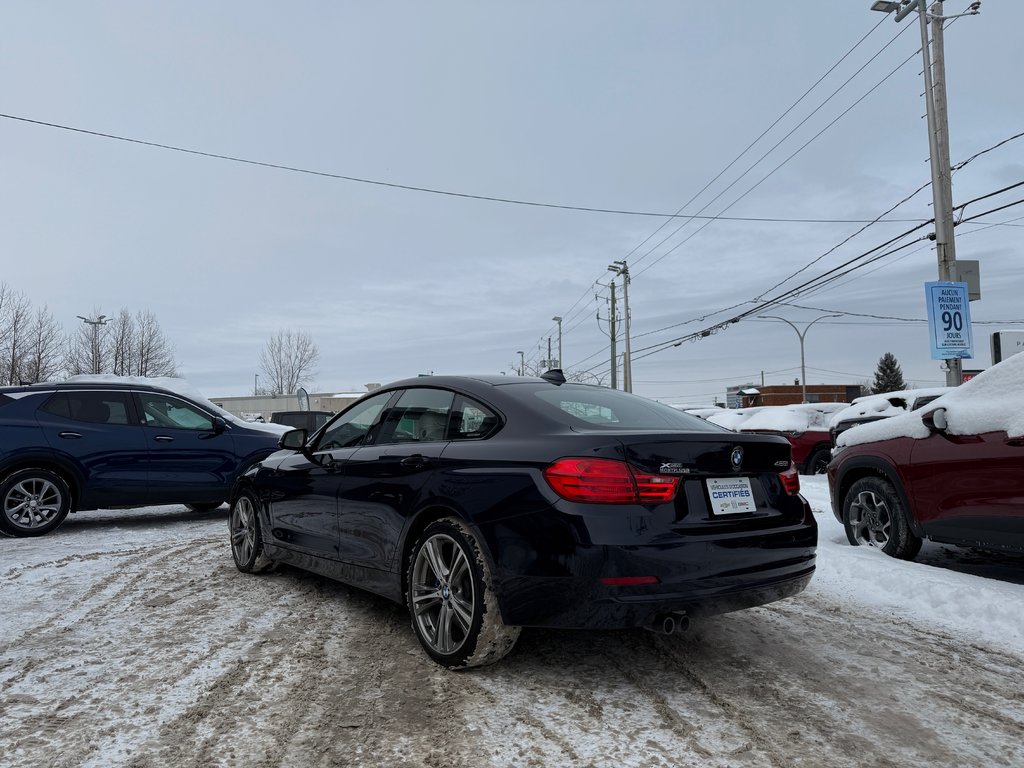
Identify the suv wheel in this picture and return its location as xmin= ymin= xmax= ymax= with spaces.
xmin=0 ymin=468 xmax=73 ymax=537
xmin=842 ymin=476 xmax=922 ymax=560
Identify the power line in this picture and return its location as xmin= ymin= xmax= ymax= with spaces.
xmin=0 ymin=112 xmax=931 ymax=225
xmin=630 ymin=23 xmax=920 ymax=280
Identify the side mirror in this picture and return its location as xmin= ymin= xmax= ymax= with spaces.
xmin=922 ymin=407 xmax=948 ymax=432
xmin=279 ymin=428 xmax=308 ymax=451
xmin=213 ymin=416 xmax=228 ymax=434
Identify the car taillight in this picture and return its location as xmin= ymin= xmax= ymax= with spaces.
xmin=544 ymin=458 xmax=681 ymax=504
xmin=779 ymin=463 xmax=800 ymax=495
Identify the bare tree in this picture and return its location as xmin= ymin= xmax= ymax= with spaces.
xmin=133 ymin=310 xmax=177 ymax=377
xmin=0 ymin=287 xmax=32 ymax=385
xmin=259 ymin=329 xmax=319 ymax=394
xmin=19 ymin=306 xmax=64 ymax=383
xmin=63 ymin=307 xmax=178 ymax=377
xmin=109 ymin=309 xmax=135 ymax=376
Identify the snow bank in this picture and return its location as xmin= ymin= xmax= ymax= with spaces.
xmin=801 ymin=476 xmax=1024 ymax=652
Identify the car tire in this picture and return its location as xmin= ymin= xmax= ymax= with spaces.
xmin=842 ymin=476 xmax=922 ymax=560
xmin=804 ymin=447 xmax=832 ymax=475
xmin=186 ymin=502 xmax=223 ymax=513
xmin=0 ymin=468 xmax=73 ymax=537
xmin=407 ymin=517 xmax=521 ymax=669
xmin=229 ymin=490 xmax=274 ymax=573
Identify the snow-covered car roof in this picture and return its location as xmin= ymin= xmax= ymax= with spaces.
xmin=836 ymin=354 xmax=1024 ymax=448
xmin=706 ymin=402 xmax=846 ymax=433
xmin=828 ymin=387 xmax=952 ymax=429
xmin=64 ymin=375 xmax=291 ymax=435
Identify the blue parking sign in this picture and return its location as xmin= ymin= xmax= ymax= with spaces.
xmin=924 ymin=282 xmax=973 ymax=360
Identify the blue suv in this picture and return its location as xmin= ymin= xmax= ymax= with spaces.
xmin=0 ymin=381 xmax=283 ymax=537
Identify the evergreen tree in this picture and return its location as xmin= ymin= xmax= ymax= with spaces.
xmin=872 ymin=352 xmax=907 ymax=394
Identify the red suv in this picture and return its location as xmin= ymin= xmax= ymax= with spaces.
xmin=827 ymin=355 xmax=1024 ymax=560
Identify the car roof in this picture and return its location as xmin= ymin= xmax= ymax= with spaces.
xmin=378 ymin=373 xmax=599 ymax=391
xmin=0 ymin=380 xmax=180 ymax=396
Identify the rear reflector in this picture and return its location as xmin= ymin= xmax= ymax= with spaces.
xmin=544 ymin=458 xmax=681 ymax=504
xmin=600 ymin=576 xmax=660 ymax=586
xmin=779 ymin=463 xmax=800 ymax=495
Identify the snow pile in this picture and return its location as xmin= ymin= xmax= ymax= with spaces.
xmin=801 ymin=476 xmax=1024 ymax=652
xmin=837 ymin=352 xmax=1024 ymax=447
xmin=64 ymin=374 xmax=290 ymax=434
xmin=707 ymin=403 xmax=845 ymax=433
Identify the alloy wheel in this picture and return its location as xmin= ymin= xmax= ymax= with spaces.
xmin=230 ymin=495 xmax=258 ymax=565
xmin=4 ymin=477 xmax=64 ymax=530
xmin=410 ymin=534 xmax=476 ymax=655
xmin=848 ymin=490 xmax=892 ymax=548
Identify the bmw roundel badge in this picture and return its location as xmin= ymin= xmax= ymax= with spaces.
xmin=730 ymin=446 xmax=744 ymax=470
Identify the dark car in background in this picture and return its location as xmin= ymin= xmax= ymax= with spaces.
xmin=269 ymin=410 xmax=333 ymax=433
xmin=828 ymin=387 xmax=950 ymax=446
xmin=229 ymin=371 xmax=817 ymax=668
xmin=0 ymin=381 xmax=283 ymax=537
xmin=828 ymin=356 xmax=1023 ymax=560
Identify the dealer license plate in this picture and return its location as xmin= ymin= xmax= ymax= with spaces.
xmin=705 ymin=477 xmax=756 ymax=515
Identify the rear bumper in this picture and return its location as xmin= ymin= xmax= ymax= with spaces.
xmin=481 ymin=502 xmax=817 ymax=629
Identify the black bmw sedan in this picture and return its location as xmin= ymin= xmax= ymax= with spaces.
xmin=228 ymin=371 xmax=816 ymax=669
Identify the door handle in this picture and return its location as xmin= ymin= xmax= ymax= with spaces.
xmin=58 ymin=431 xmax=83 ymax=439
xmin=400 ymin=455 xmax=430 ymax=469
xmin=154 ymin=435 xmax=175 ymax=443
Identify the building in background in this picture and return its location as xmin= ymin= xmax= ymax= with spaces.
xmin=727 ymin=383 xmax=862 ymax=408
xmin=212 ymin=388 xmax=374 ymax=422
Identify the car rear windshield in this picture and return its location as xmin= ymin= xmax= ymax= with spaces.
xmin=531 ymin=386 xmax=725 ymax=432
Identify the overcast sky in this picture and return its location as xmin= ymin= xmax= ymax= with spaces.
xmin=3 ymin=1 xmax=1022 ymax=403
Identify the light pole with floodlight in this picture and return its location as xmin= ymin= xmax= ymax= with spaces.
xmin=76 ymin=314 xmax=108 ymax=374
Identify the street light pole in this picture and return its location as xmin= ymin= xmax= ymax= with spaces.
xmin=254 ymin=373 xmax=260 ymax=397
xmin=76 ymin=314 xmax=108 ymax=374
xmin=758 ymin=315 xmax=841 ymax=403
xmin=517 ymin=350 xmax=525 ymax=377
xmin=551 ymin=315 xmax=563 ymax=369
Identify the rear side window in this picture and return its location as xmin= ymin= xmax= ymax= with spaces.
xmin=531 ymin=386 xmax=724 ymax=432
xmin=41 ymin=392 xmax=133 ymax=426
xmin=451 ymin=396 xmax=499 ymax=440
xmin=376 ymin=388 xmax=455 ymax=444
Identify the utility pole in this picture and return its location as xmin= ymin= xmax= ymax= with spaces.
xmin=609 ymin=281 xmax=618 ymax=389
xmin=872 ymin=0 xmax=979 ymax=386
xmin=608 ymin=261 xmax=632 ymax=392
xmin=928 ymin=2 xmax=961 ymax=386
xmin=517 ymin=350 xmax=525 ymax=377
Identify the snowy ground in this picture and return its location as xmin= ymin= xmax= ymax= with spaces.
xmin=2 ymin=477 xmax=1023 ymax=767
